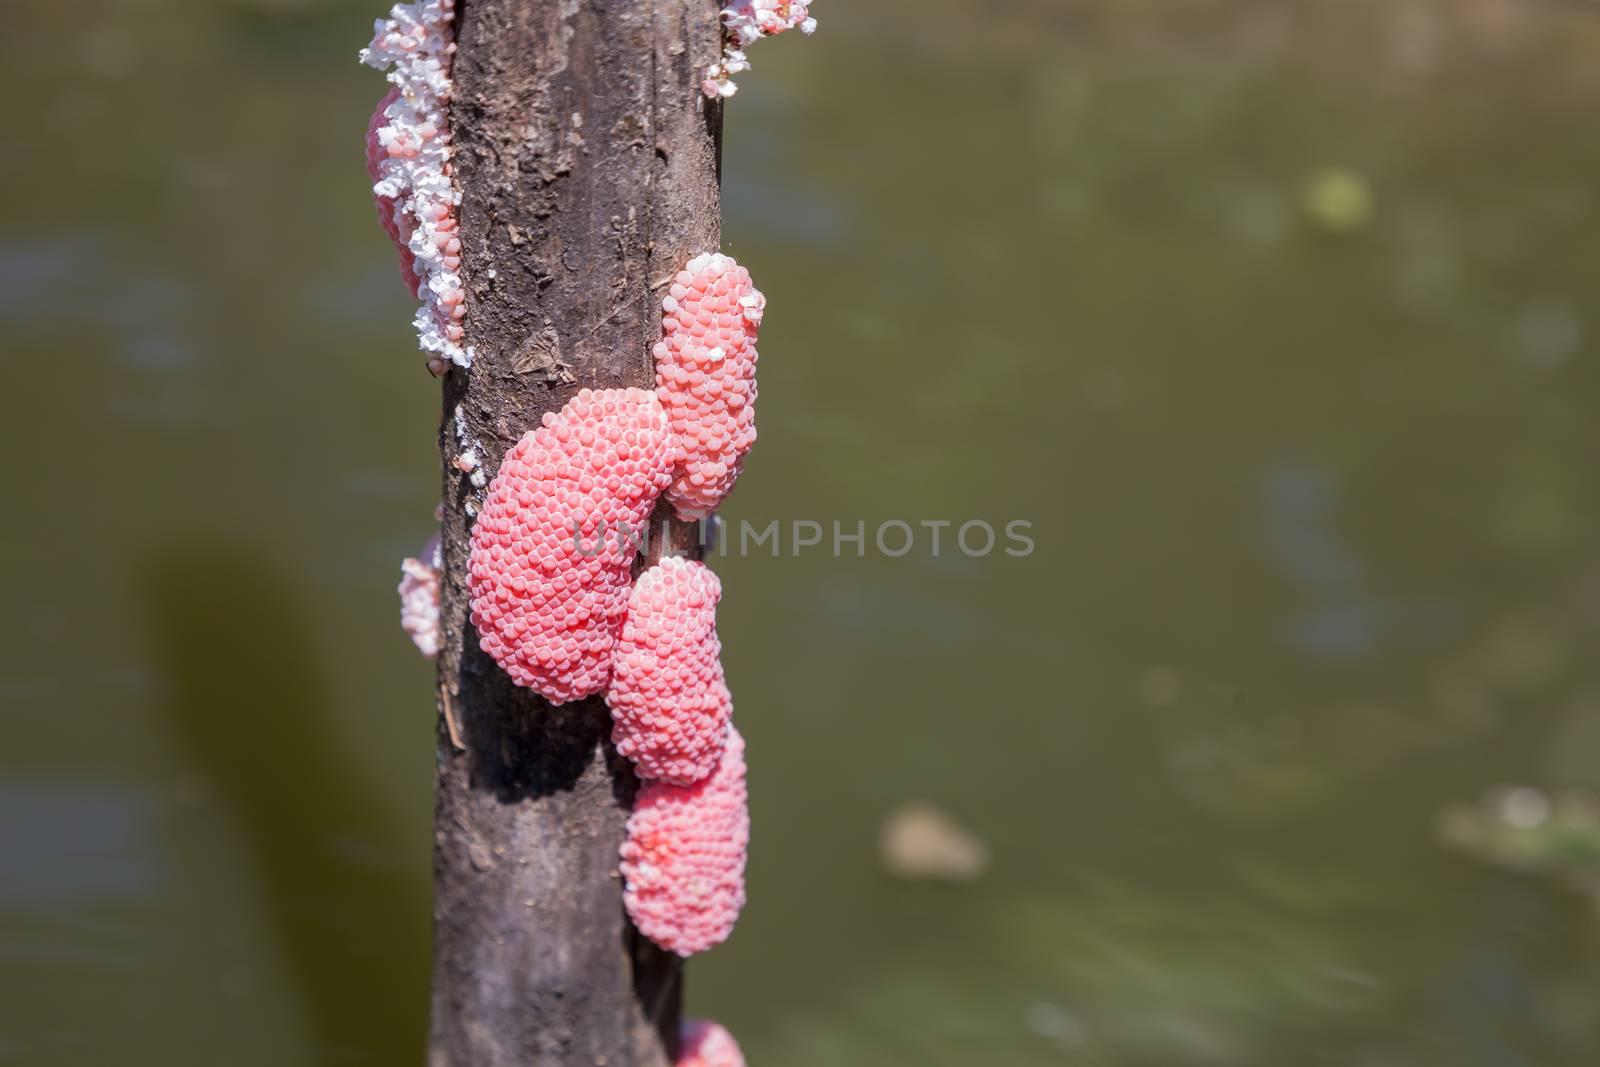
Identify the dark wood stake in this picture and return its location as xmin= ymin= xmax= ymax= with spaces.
xmin=429 ymin=1 xmax=722 ymax=1063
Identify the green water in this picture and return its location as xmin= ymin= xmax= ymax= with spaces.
xmin=6 ymin=0 xmax=1600 ymax=1063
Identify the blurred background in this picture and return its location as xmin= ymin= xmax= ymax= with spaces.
xmin=6 ymin=0 xmax=1600 ymax=1063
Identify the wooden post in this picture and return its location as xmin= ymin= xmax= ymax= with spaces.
xmin=429 ymin=0 xmax=722 ymax=1063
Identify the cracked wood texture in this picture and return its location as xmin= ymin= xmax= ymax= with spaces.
xmin=430 ymin=0 xmax=722 ymax=1063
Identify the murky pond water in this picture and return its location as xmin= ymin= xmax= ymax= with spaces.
xmin=6 ymin=0 xmax=1600 ymax=1063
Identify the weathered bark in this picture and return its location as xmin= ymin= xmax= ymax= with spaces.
xmin=430 ymin=0 xmax=722 ymax=1063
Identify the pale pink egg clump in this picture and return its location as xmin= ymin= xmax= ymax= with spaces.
xmin=703 ymin=0 xmax=817 ymax=99
xmin=654 ymin=252 xmax=765 ymax=519
xmin=365 ymin=88 xmax=422 ymax=298
xmin=622 ymin=726 xmax=750 ymax=956
xmin=468 ymin=388 xmax=676 ymax=704
xmin=607 ymin=557 xmax=732 ymax=786
xmin=398 ymin=532 xmax=442 ymax=659
xmin=677 ymin=1020 xmax=746 ymax=1067
xmin=360 ymin=0 xmax=469 ymax=375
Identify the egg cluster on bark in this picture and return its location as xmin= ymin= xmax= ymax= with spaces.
xmin=607 ymin=558 xmax=733 ymax=786
xmin=676 ymin=1020 xmax=747 ymax=1067
xmin=654 ymin=252 xmax=765 ymax=519
xmin=365 ymin=88 xmax=422 ymax=298
xmin=704 ymin=0 xmax=818 ymax=99
xmin=398 ymin=532 xmax=442 ymax=658
xmin=621 ymin=727 xmax=750 ymax=957
xmin=360 ymin=0 xmax=468 ymax=374
xmin=467 ymin=389 xmax=675 ymax=703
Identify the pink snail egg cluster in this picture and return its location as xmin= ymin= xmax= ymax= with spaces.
xmin=622 ymin=726 xmax=750 ymax=956
xmin=677 ymin=1020 xmax=746 ymax=1067
xmin=360 ymin=0 xmax=469 ymax=375
xmin=607 ymin=558 xmax=733 ymax=786
xmin=398 ymin=532 xmax=443 ymax=659
xmin=366 ymin=88 xmax=422 ymax=298
xmin=468 ymin=388 xmax=675 ymax=704
xmin=654 ymin=252 xmax=765 ymax=519
xmin=704 ymin=0 xmax=817 ymax=99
